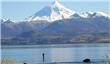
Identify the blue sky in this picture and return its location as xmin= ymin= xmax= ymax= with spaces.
xmin=1 ymin=0 xmax=110 ymax=21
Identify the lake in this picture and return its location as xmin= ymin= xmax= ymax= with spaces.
xmin=1 ymin=43 xmax=110 ymax=64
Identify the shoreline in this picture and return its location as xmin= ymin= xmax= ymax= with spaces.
xmin=1 ymin=43 xmax=110 ymax=49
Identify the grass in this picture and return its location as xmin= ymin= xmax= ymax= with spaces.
xmin=1 ymin=58 xmax=16 ymax=64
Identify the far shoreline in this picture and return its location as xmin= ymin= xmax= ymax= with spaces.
xmin=1 ymin=43 xmax=110 ymax=49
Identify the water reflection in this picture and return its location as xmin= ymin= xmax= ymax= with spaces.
xmin=1 ymin=43 xmax=110 ymax=64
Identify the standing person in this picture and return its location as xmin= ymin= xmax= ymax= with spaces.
xmin=42 ymin=53 xmax=45 ymax=62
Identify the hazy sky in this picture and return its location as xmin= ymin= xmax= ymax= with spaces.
xmin=1 ymin=0 xmax=110 ymax=21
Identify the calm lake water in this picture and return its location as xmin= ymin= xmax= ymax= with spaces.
xmin=1 ymin=43 xmax=110 ymax=64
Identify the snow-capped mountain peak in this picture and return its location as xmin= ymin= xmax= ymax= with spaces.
xmin=26 ymin=0 xmax=109 ymax=22
xmin=78 ymin=11 xmax=108 ymax=18
xmin=52 ymin=0 xmax=63 ymax=7
xmin=94 ymin=11 xmax=108 ymax=17
xmin=27 ymin=0 xmax=76 ymax=22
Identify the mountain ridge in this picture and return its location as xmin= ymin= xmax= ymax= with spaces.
xmin=25 ymin=0 xmax=109 ymax=22
xmin=1 ymin=0 xmax=110 ymax=45
xmin=26 ymin=0 xmax=75 ymax=22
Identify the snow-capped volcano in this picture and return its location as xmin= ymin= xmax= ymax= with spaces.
xmin=25 ymin=0 xmax=109 ymax=22
xmin=27 ymin=0 xmax=75 ymax=22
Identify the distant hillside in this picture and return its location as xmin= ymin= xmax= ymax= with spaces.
xmin=1 ymin=0 xmax=110 ymax=45
xmin=1 ymin=17 xmax=110 ymax=45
